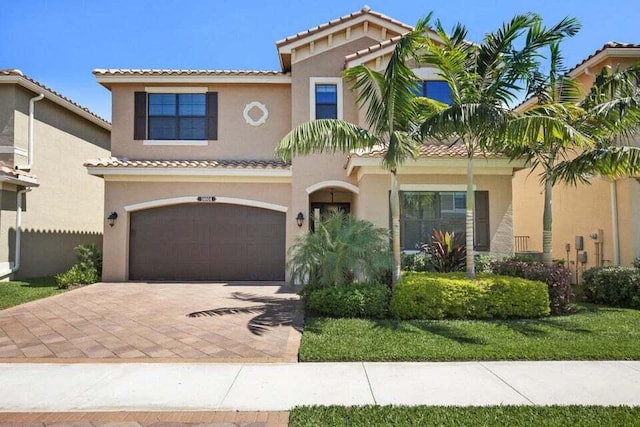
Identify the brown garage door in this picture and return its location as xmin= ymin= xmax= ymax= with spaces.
xmin=129 ymin=203 xmax=285 ymax=281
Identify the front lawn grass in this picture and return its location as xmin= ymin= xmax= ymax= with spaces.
xmin=0 ymin=277 xmax=62 ymax=310
xmin=290 ymin=405 xmax=640 ymax=427
xmin=299 ymin=303 xmax=640 ymax=361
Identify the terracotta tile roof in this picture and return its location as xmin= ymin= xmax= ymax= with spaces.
xmin=93 ymin=69 xmax=287 ymax=77
xmin=84 ymin=157 xmax=291 ymax=169
xmin=351 ymin=143 xmax=506 ymax=159
xmin=0 ymin=162 xmax=37 ymax=181
xmin=276 ymin=6 xmax=412 ymax=47
xmin=568 ymin=42 xmax=640 ymax=75
xmin=0 ymin=69 xmax=110 ymax=127
xmin=344 ymin=35 xmax=404 ymax=63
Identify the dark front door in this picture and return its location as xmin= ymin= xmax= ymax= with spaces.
xmin=129 ymin=203 xmax=285 ymax=281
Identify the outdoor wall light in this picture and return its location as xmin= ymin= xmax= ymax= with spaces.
xmin=296 ymin=212 xmax=305 ymax=227
xmin=107 ymin=211 xmax=118 ymax=227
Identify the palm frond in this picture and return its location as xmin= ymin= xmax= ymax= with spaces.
xmin=553 ymin=146 xmax=640 ymax=185
xmin=275 ymin=120 xmax=381 ymax=161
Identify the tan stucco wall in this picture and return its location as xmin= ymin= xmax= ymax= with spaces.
xmin=513 ymin=167 xmax=624 ymax=268
xmin=102 ymin=181 xmax=292 ymax=281
xmin=9 ymin=85 xmax=110 ymax=278
xmin=110 ymin=84 xmax=291 ymax=161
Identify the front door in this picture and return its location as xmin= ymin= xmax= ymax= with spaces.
xmin=309 ymin=202 xmax=351 ymax=232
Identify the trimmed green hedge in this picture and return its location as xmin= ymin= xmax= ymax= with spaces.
xmin=390 ymin=272 xmax=550 ymax=320
xmin=304 ymin=283 xmax=390 ymax=319
xmin=583 ymin=266 xmax=640 ymax=309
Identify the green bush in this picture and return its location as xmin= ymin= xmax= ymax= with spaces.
xmin=491 ymin=258 xmax=572 ymax=315
xmin=304 ymin=283 xmax=390 ymax=319
xmin=583 ymin=266 xmax=640 ymax=309
xmin=634 ymin=257 xmax=640 ymax=269
xmin=474 ymin=254 xmax=496 ymax=273
xmin=55 ymin=244 xmax=102 ymax=289
xmin=390 ymin=272 xmax=550 ymax=320
xmin=287 ymin=212 xmax=393 ymax=287
xmin=401 ymin=252 xmax=432 ymax=272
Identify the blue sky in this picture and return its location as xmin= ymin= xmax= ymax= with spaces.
xmin=2 ymin=0 xmax=638 ymax=121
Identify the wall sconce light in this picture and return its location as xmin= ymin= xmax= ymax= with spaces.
xmin=107 ymin=211 xmax=118 ymax=227
xmin=296 ymin=212 xmax=305 ymax=227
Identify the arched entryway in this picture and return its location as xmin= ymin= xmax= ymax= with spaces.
xmin=306 ymin=181 xmax=359 ymax=231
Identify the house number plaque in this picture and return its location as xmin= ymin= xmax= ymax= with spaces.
xmin=197 ymin=196 xmax=217 ymax=202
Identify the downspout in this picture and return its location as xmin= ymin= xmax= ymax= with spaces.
xmin=611 ymin=180 xmax=620 ymax=265
xmin=0 ymin=188 xmax=30 ymax=279
xmin=16 ymin=93 xmax=44 ymax=171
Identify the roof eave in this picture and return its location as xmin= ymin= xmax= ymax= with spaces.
xmin=568 ymin=47 xmax=640 ymax=77
xmin=0 ymin=75 xmax=111 ymax=131
xmin=94 ymin=74 xmax=292 ymax=86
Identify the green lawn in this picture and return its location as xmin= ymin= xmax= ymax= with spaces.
xmin=300 ymin=303 xmax=640 ymax=361
xmin=290 ymin=406 xmax=640 ymax=427
xmin=0 ymin=277 xmax=62 ymax=310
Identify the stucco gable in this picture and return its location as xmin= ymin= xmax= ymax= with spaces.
xmin=276 ymin=6 xmax=413 ymax=71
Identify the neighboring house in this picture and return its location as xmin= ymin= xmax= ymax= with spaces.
xmin=0 ymin=69 xmax=111 ymax=279
xmin=513 ymin=43 xmax=640 ymax=270
xmin=88 ymin=7 xmax=524 ymax=282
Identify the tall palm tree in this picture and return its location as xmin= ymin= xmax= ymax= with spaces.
xmin=419 ymin=15 xmax=580 ymax=277
xmin=506 ymin=47 xmax=640 ymax=266
xmin=276 ymin=17 xmax=432 ymax=282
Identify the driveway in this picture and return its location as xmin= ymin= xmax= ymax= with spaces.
xmin=0 ymin=282 xmax=302 ymax=362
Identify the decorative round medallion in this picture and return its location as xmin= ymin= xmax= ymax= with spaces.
xmin=243 ymin=101 xmax=269 ymax=126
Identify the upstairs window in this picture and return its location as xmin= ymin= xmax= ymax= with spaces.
xmin=414 ymin=80 xmax=452 ymax=104
xmin=309 ymin=77 xmax=343 ymax=120
xmin=134 ymin=91 xmax=218 ymax=142
xmin=315 ymin=84 xmax=337 ymax=119
xmin=148 ymin=94 xmax=206 ymax=140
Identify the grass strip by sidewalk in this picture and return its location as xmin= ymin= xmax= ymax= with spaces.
xmin=300 ymin=303 xmax=640 ymax=361
xmin=290 ymin=405 xmax=640 ymax=427
xmin=0 ymin=277 xmax=61 ymax=310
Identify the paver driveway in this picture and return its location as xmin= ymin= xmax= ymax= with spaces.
xmin=0 ymin=282 xmax=302 ymax=362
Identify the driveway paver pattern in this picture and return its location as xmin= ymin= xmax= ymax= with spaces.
xmin=0 ymin=282 xmax=302 ymax=362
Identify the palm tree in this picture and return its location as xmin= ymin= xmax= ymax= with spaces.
xmin=419 ymin=15 xmax=580 ymax=277
xmin=506 ymin=47 xmax=640 ymax=266
xmin=276 ymin=18 xmax=432 ymax=282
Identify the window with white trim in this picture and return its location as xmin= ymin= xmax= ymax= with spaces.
xmin=309 ymin=77 xmax=343 ymax=120
xmin=134 ymin=91 xmax=218 ymax=142
xmin=148 ymin=94 xmax=206 ymax=140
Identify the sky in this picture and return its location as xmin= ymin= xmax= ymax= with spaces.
xmin=2 ymin=0 xmax=639 ymax=121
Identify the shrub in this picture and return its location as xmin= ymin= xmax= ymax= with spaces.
xmin=56 ymin=244 xmax=102 ymax=289
xmin=401 ymin=252 xmax=432 ymax=272
xmin=583 ymin=266 xmax=640 ymax=309
xmin=56 ymin=265 xmax=100 ymax=289
xmin=390 ymin=272 xmax=550 ymax=320
xmin=287 ymin=212 xmax=393 ymax=287
xmin=421 ymin=230 xmax=465 ymax=273
xmin=634 ymin=257 xmax=640 ymax=269
xmin=304 ymin=283 xmax=390 ymax=319
xmin=491 ymin=258 xmax=572 ymax=315
xmin=475 ymin=254 xmax=496 ymax=273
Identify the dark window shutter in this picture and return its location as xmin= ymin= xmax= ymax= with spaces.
xmin=134 ymin=92 xmax=147 ymax=140
xmin=206 ymin=92 xmax=218 ymax=140
xmin=474 ymin=191 xmax=490 ymax=251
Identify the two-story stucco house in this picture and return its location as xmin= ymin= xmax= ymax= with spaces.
xmin=0 ymin=69 xmax=111 ymax=279
xmin=513 ymin=43 xmax=640 ymax=270
xmin=88 ymin=7 xmax=524 ymax=282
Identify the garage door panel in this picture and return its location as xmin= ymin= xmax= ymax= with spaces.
xmin=129 ymin=203 xmax=285 ymax=281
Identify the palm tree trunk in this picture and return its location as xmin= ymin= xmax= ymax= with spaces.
xmin=466 ymin=157 xmax=476 ymax=279
xmin=390 ymin=170 xmax=402 ymax=283
xmin=542 ymin=177 xmax=553 ymax=266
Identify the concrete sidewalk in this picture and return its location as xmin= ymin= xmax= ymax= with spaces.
xmin=1 ymin=361 xmax=639 ymax=411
